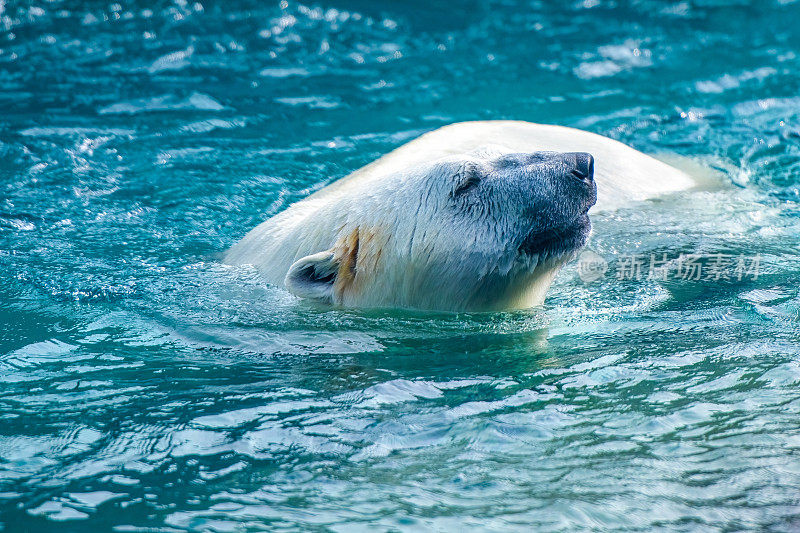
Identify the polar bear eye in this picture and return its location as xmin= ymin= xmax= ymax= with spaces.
xmin=453 ymin=163 xmax=482 ymax=195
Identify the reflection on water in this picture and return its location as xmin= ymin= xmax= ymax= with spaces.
xmin=2 ymin=0 xmax=800 ymax=530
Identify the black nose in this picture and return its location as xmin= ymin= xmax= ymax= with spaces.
xmin=568 ymin=152 xmax=594 ymax=183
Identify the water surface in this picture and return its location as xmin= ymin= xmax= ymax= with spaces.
xmin=2 ymin=0 xmax=800 ymax=530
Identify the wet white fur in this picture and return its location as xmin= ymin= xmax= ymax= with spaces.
xmin=225 ymin=121 xmax=703 ymax=310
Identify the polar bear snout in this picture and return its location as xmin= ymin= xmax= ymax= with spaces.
xmin=567 ymin=152 xmax=594 ymax=185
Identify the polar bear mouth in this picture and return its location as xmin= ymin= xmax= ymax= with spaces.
xmin=517 ymin=212 xmax=591 ymax=259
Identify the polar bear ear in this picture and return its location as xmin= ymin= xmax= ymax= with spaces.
xmin=285 ymin=251 xmax=339 ymax=302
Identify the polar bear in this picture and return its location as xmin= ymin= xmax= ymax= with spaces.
xmin=225 ymin=121 xmax=702 ymax=312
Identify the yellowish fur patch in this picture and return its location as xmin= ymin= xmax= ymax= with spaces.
xmin=332 ymin=226 xmax=388 ymax=300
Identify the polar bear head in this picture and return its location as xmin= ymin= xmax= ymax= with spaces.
xmin=283 ymin=148 xmax=597 ymax=311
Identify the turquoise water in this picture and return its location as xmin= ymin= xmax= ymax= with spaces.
xmin=3 ymin=0 xmax=800 ymax=530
